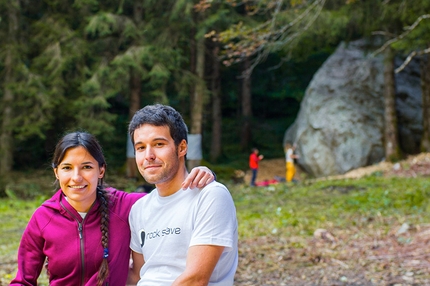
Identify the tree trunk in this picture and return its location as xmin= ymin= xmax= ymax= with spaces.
xmin=126 ymin=0 xmax=143 ymax=178
xmin=133 ymin=0 xmax=143 ymax=22
xmin=240 ymin=58 xmax=252 ymax=151
xmin=420 ymin=51 xmax=430 ymax=152
xmin=127 ymin=70 xmax=141 ymax=178
xmin=188 ymin=37 xmax=205 ymax=170
xmin=129 ymin=70 xmax=141 ymax=119
xmin=0 ymin=0 xmax=19 ymax=176
xmin=0 ymin=51 xmax=14 ymax=176
xmin=210 ymin=45 xmax=222 ymax=162
xmin=383 ymin=47 xmax=401 ymax=161
xmin=130 ymin=0 xmax=143 ymax=120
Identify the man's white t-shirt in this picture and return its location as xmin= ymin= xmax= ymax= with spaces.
xmin=129 ymin=181 xmax=238 ymax=285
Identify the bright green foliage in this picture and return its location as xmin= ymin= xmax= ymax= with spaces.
xmin=86 ymin=12 xmax=124 ymax=37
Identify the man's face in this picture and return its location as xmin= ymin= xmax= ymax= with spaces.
xmin=133 ymin=124 xmax=185 ymax=185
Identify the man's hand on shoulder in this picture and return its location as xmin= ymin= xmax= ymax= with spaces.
xmin=181 ymin=166 xmax=215 ymax=190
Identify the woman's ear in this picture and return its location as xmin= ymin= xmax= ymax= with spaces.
xmin=53 ymin=168 xmax=59 ymax=179
xmin=99 ymin=165 xmax=106 ymax=178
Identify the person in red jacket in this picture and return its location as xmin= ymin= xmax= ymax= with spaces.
xmin=249 ymin=148 xmax=264 ymax=186
xmin=10 ymin=131 xmax=214 ymax=286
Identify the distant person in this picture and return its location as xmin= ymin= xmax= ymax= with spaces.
xmin=10 ymin=131 xmax=215 ymax=286
xmin=127 ymin=104 xmax=238 ymax=285
xmin=285 ymin=143 xmax=299 ymax=182
xmin=249 ymin=147 xmax=264 ymax=186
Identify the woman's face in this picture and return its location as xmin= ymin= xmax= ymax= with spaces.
xmin=54 ymin=146 xmax=105 ymax=212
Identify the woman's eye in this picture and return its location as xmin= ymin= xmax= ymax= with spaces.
xmin=83 ymin=165 xmax=93 ymax=169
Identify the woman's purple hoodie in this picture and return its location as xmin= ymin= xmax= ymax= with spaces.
xmin=10 ymin=187 xmax=145 ymax=285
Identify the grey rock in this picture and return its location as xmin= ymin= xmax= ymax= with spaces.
xmin=284 ymin=39 xmax=422 ymax=177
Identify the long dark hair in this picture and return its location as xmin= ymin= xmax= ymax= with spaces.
xmin=52 ymin=131 xmax=110 ymax=286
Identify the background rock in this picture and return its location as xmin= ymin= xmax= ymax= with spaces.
xmin=284 ymin=39 xmax=422 ymax=177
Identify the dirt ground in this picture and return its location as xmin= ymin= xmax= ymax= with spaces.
xmin=237 ymin=153 xmax=430 ymax=285
xmin=235 ymin=223 xmax=430 ymax=285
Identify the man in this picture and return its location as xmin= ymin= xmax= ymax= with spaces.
xmin=127 ymin=104 xmax=238 ymax=285
xmin=249 ymin=148 xmax=263 ymax=186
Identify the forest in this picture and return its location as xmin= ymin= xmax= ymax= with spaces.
xmin=3 ymin=1 xmax=430 ymax=284
xmin=1 ymin=0 xmax=430 ymax=181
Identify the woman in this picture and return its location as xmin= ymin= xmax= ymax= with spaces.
xmin=10 ymin=131 xmax=214 ymax=286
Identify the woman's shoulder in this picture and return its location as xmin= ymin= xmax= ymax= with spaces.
xmin=106 ymin=187 xmax=146 ymax=213
xmin=107 ymin=187 xmax=145 ymax=200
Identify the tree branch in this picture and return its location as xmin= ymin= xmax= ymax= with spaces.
xmin=395 ymin=47 xmax=430 ymax=73
xmin=371 ymin=14 xmax=430 ymax=57
xmin=247 ymin=0 xmax=326 ymax=73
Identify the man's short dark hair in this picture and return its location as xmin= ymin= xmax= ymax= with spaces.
xmin=128 ymin=104 xmax=188 ymax=147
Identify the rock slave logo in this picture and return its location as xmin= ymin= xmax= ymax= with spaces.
xmin=139 ymin=229 xmax=145 ymax=247
xmin=139 ymin=227 xmax=181 ymax=247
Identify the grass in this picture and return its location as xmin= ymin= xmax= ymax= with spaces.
xmin=1 ymin=173 xmax=430 ymax=284
xmin=232 ymin=175 xmax=430 ymax=240
xmin=0 ymin=198 xmax=50 ymax=284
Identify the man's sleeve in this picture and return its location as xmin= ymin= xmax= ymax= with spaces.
xmin=189 ymin=184 xmax=237 ymax=251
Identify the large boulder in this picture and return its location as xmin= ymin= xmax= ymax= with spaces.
xmin=284 ymin=39 xmax=422 ymax=177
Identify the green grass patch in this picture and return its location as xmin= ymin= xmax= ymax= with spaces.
xmin=0 ymin=198 xmax=47 ymax=258
xmin=231 ymin=176 xmax=430 ymax=240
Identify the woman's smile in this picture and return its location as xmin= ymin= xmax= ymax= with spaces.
xmin=54 ymin=146 xmax=105 ymax=212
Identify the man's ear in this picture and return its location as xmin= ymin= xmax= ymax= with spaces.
xmin=178 ymin=139 xmax=187 ymax=157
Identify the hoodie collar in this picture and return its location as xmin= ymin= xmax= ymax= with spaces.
xmin=42 ymin=189 xmax=100 ymax=221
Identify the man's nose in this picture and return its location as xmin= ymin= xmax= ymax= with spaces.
xmin=145 ymin=147 xmax=156 ymax=161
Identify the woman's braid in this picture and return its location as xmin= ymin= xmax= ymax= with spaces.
xmin=96 ymin=187 xmax=110 ymax=286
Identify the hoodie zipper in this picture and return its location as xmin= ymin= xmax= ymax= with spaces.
xmin=78 ymin=221 xmax=85 ymax=285
xmin=61 ymin=200 xmax=92 ymax=286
